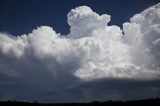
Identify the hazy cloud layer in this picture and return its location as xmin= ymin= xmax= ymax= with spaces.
xmin=0 ymin=3 xmax=160 ymax=102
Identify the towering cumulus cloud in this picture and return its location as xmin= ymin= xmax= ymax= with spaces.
xmin=0 ymin=3 xmax=160 ymax=102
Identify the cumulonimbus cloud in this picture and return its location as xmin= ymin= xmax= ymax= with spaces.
xmin=0 ymin=3 xmax=160 ymax=102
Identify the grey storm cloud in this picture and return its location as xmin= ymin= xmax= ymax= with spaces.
xmin=0 ymin=3 xmax=160 ymax=102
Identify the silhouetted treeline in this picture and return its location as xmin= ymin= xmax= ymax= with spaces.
xmin=0 ymin=98 xmax=160 ymax=106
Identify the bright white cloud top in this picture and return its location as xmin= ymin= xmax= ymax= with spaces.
xmin=0 ymin=3 xmax=160 ymax=102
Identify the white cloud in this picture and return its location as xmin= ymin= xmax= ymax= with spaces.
xmin=1 ymin=4 xmax=160 ymax=81
xmin=67 ymin=6 xmax=110 ymax=38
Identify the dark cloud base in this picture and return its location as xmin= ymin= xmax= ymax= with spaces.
xmin=0 ymin=76 xmax=160 ymax=102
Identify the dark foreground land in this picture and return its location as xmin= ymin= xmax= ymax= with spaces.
xmin=0 ymin=98 xmax=160 ymax=106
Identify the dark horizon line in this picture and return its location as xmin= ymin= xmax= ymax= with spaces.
xmin=1 ymin=97 xmax=160 ymax=104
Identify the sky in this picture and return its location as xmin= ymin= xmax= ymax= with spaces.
xmin=0 ymin=0 xmax=160 ymax=35
xmin=0 ymin=0 xmax=160 ymax=103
